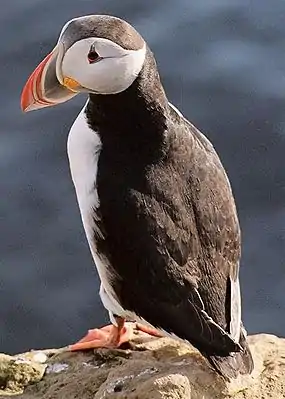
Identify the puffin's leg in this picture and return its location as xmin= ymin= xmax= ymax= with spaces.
xmin=69 ymin=316 xmax=131 ymax=351
xmin=69 ymin=318 xmax=163 ymax=351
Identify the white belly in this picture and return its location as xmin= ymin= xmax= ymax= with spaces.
xmin=67 ymin=105 xmax=126 ymax=322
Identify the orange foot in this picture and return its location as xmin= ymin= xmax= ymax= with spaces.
xmin=69 ymin=317 xmax=162 ymax=351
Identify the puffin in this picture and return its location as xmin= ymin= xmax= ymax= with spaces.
xmin=21 ymin=15 xmax=253 ymax=379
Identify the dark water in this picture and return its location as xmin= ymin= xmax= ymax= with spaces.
xmin=1 ymin=0 xmax=285 ymax=354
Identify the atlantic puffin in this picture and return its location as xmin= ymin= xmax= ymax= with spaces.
xmin=21 ymin=15 xmax=253 ymax=379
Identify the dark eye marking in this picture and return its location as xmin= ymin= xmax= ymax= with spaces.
xmin=87 ymin=45 xmax=102 ymax=64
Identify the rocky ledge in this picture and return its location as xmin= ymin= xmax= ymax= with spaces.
xmin=0 ymin=332 xmax=284 ymax=398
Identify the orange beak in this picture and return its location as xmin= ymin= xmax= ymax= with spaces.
xmin=21 ymin=52 xmax=55 ymax=112
xmin=21 ymin=44 xmax=78 ymax=112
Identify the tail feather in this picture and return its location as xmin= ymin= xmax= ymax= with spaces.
xmin=204 ymin=326 xmax=254 ymax=380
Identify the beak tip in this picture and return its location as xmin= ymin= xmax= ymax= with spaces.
xmin=21 ymin=107 xmax=30 ymax=113
xmin=20 ymin=100 xmax=45 ymax=113
xmin=20 ymin=95 xmax=32 ymax=113
xmin=20 ymin=77 xmax=35 ymax=113
xmin=21 ymin=101 xmax=34 ymax=112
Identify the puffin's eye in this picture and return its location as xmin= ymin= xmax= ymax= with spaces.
xmin=87 ymin=49 xmax=100 ymax=64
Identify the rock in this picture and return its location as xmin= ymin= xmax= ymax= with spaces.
xmin=0 ymin=333 xmax=284 ymax=398
xmin=0 ymin=352 xmax=47 ymax=396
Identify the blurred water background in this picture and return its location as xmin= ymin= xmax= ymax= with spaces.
xmin=1 ymin=0 xmax=285 ymax=353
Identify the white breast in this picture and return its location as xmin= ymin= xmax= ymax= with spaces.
xmin=67 ymin=104 xmax=126 ymax=322
xmin=67 ymin=107 xmax=100 ymax=226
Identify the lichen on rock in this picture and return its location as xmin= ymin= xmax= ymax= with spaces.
xmin=0 ymin=352 xmax=47 ymax=396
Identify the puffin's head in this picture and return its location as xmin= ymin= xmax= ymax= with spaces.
xmin=21 ymin=15 xmax=146 ymax=112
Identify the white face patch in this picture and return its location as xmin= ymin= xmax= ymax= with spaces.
xmin=60 ymin=37 xmax=146 ymax=95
